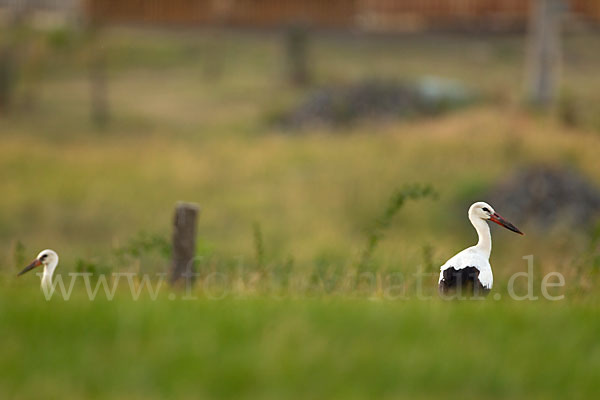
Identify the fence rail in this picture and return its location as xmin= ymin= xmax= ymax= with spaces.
xmin=83 ymin=0 xmax=600 ymax=31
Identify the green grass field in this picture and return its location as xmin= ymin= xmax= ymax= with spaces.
xmin=1 ymin=27 xmax=600 ymax=399
xmin=2 ymin=289 xmax=600 ymax=400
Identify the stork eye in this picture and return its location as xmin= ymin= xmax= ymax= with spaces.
xmin=41 ymin=254 xmax=47 ymax=260
xmin=482 ymin=207 xmax=490 ymax=213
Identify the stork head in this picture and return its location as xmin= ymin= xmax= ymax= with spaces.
xmin=18 ymin=249 xmax=59 ymax=277
xmin=469 ymin=202 xmax=523 ymax=235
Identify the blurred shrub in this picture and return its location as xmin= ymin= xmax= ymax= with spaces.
xmin=359 ymin=183 xmax=437 ymax=270
xmin=113 ymin=231 xmax=171 ymax=263
xmin=45 ymin=27 xmax=80 ymax=51
xmin=278 ymin=78 xmax=475 ymax=130
xmin=75 ymin=258 xmax=112 ymax=277
xmin=11 ymin=240 xmax=26 ymax=272
xmin=487 ymin=165 xmax=600 ymax=229
xmin=557 ymin=90 xmax=580 ymax=129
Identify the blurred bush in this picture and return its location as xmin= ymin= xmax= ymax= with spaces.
xmin=488 ymin=165 xmax=600 ymax=229
xmin=277 ymin=77 xmax=475 ymax=130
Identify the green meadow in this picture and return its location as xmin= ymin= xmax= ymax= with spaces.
xmin=1 ymin=28 xmax=600 ymax=398
xmin=2 ymin=290 xmax=600 ymax=400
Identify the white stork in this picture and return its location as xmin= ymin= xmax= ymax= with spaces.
xmin=438 ymin=202 xmax=523 ymax=297
xmin=18 ymin=249 xmax=59 ymax=293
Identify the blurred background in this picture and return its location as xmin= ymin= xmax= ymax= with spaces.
xmin=2 ymin=0 xmax=599 ymax=282
xmin=2 ymin=1 xmax=600 ymax=399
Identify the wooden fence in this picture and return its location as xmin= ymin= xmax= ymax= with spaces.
xmin=84 ymin=0 xmax=600 ymax=30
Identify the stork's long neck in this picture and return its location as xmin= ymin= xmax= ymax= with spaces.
xmin=471 ymin=215 xmax=492 ymax=258
xmin=41 ymin=262 xmax=57 ymax=292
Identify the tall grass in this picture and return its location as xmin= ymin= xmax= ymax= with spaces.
xmin=358 ymin=184 xmax=437 ymax=270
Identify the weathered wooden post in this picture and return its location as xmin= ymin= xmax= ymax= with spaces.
xmin=285 ymin=22 xmax=311 ymax=87
xmin=170 ymin=202 xmax=200 ymax=286
xmin=0 ymin=46 xmax=15 ymax=114
xmin=89 ymin=23 xmax=109 ymax=129
xmin=0 ymin=3 xmax=26 ymax=114
xmin=526 ymin=0 xmax=565 ymax=107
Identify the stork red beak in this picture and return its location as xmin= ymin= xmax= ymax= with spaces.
xmin=18 ymin=259 xmax=42 ymax=276
xmin=489 ymin=213 xmax=524 ymax=235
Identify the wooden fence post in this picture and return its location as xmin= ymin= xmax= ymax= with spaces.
xmin=285 ymin=23 xmax=310 ymax=87
xmin=170 ymin=202 xmax=200 ymax=286
xmin=0 ymin=4 xmax=26 ymax=114
xmin=526 ymin=0 xmax=565 ymax=107
xmin=88 ymin=22 xmax=109 ymax=129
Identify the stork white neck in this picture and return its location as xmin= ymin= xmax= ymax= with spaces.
xmin=41 ymin=259 xmax=58 ymax=293
xmin=469 ymin=213 xmax=492 ymax=258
